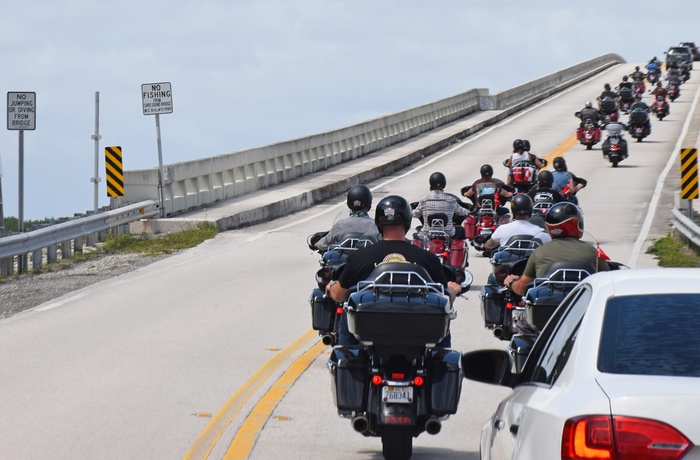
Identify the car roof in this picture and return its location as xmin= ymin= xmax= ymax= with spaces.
xmin=585 ymin=267 xmax=700 ymax=295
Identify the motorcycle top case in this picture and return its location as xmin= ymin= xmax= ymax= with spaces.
xmin=427 ymin=348 xmax=462 ymax=416
xmin=310 ymin=288 xmax=337 ymax=332
xmin=629 ymin=110 xmax=649 ymax=125
xmin=328 ymin=346 xmax=369 ymax=412
xmin=345 ymin=264 xmax=451 ymax=348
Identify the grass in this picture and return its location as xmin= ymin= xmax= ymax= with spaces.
xmin=646 ymin=233 xmax=700 ymax=267
xmin=103 ymin=222 xmax=219 ymax=256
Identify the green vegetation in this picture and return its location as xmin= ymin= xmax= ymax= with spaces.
xmin=3 ymin=216 xmax=56 ymax=234
xmin=103 ymin=222 xmax=219 ymax=256
xmin=646 ymin=233 xmax=700 ymax=267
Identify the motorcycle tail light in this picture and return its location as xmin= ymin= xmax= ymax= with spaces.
xmin=506 ymin=302 xmax=514 ymax=310
xmin=335 ymin=306 xmax=344 ymax=315
xmin=391 ymin=373 xmax=405 ymax=380
xmin=385 ymin=416 xmax=412 ymax=425
xmin=561 ymin=415 xmax=692 ymax=460
xmin=371 ymin=375 xmax=383 ymax=386
xmin=442 ymin=251 xmax=449 ymax=258
xmin=413 ymin=376 xmax=424 ymax=387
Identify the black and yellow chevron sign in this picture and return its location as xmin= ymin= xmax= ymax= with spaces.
xmin=105 ymin=146 xmax=124 ymax=198
xmin=680 ymin=148 xmax=699 ymax=200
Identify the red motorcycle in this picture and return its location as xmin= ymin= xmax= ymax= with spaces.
xmin=412 ymin=212 xmax=469 ymax=269
xmin=652 ymin=95 xmax=669 ymax=120
xmin=463 ymin=194 xmax=510 ymax=247
xmin=576 ymin=118 xmax=601 ymax=150
xmin=633 ymin=80 xmax=646 ymax=96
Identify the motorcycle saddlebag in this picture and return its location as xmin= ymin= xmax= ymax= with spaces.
xmin=310 ymin=288 xmax=337 ymax=331
xmin=328 ymin=346 xmax=369 ymax=412
xmin=427 ymin=349 xmax=463 ymax=416
xmin=480 ymin=284 xmax=504 ymax=327
xmin=576 ymin=127 xmax=583 ymax=141
xmin=447 ymin=239 xmax=467 ymax=268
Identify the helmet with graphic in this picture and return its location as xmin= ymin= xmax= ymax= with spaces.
xmin=346 ymin=184 xmax=372 ymax=212
xmin=545 ymin=202 xmax=584 ymax=238
xmin=374 ymin=195 xmax=413 ymax=232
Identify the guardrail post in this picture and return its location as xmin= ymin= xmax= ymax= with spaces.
xmin=74 ymin=236 xmax=84 ymax=254
xmin=0 ymin=258 xmax=12 ymax=277
xmin=86 ymin=232 xmax=97 ymax=247
xmin=32 ymin=249 xmax=42 ymax=270
xmin=61 ymin=240 xmax=72 ymax=260
xmin=47 ymin=245 xmax=57 ymax=264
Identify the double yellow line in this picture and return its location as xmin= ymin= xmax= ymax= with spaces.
xmin=184 ymin=329 xmax=325 ymax=460
xmin=541 ymin=134 xmax=578 ymax=168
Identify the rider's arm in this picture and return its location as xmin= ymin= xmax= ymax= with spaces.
xmin=327 ymin=280 xmax=347 ymax=303
xmin=504 ymin=273 xmax=533 ymax=296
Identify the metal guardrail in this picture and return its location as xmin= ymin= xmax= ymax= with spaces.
xmin=0 ymin=200 xmax=159 ymax=276
xmin=671 ymin=208 xmax=700 ymax=248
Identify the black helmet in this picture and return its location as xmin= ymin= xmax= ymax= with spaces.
xmin=374 ymin=195 xmax=413 ymax=232
xmin=480 ymin=164 xmax=493 ymax=178
xmin=538 ymin=170 xmax=554 ymax=187
xmin=545 ymin=202 xmax=584 ymax=238
xmin=511 ymin=194 xmax=534 ymax=217
xmin=347 ymin=184 xmax=372 ymax=212
xmin=622 ymin=75 xmax=629 ymax=81
xmin=522 ymin=139 xmax=531 ymax=151
xmin=604 ymin=83 xmax=611 ymax=90
xmin=513 ymin=139 xmax=524 ymax=152
xmin=553 ymin=157 xmax=567 ymax=171
xmin=429 ymin=172 xmax=446 ymax=190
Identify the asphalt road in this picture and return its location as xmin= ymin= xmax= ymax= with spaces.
xmin=0 ymin=64 xmax=696 ymax=460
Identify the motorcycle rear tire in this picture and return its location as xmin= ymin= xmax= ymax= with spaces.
xmin=637 ymin=137 xmax=643 ymax=142
xmin=612 ymin=158 xmax=619 ymax=167
xmin=586 ymin=144 xmax=593 ymax=150
xmin=382 ymin=426 xmax=413 ymax=460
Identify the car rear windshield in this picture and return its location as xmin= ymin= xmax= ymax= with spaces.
xmin=669 ymin=48 xmax=690 ymax=55
xmin=598 ymin=294 xmax=700 ymax=377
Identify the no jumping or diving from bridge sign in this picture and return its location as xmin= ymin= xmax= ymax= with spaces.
xmin=141 ymin=82 xmax=173 ymax=115
xmin=7 ymin=92 xmax=36 ymax=130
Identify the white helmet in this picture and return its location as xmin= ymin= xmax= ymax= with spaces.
xmin=585 ymin=101 xmax=593 ymax=108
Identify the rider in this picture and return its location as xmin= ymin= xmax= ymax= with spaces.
xmin=527 ymin=170 xmax=568 ymax=224
xmin=629 ymin=66 xmax=646 ymax=83
xmin=602 ymin=112 xmax=629 ymax=158
xmin=503 ymin=202 xmax=610 ymax=295
xmin=617 ymin=75 xmax=634 ymax=90
xmin=413 ymin=172 xmax=469 ymax=241
xmin=329 ymin=195 xmax=462 ymax=346
xmin=629 ymin=94 xmax=652 ymax=135
xmin=503 ymin=139 xmax=547 ymax=169
xmin=314 ymin=184 xmax=380 ymax=251
xmin=462 ymin=164 xmax=512 ymax=218
xmin=478 ymin=194 xmax=551 ymax=256
xmin=574 ymin=101 xmax=603 ymax=128
xmin=551 ymin=157 xmax=586 ymax=204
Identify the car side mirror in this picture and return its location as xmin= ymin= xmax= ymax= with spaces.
xmin=461 ymin=349 xmax=516 ymax=388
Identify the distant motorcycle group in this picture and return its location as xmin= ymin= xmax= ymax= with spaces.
xmin=575 ymin=57 xmax=690 ymax=167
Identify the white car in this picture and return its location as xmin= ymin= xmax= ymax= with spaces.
xmin=462 ymin=268 xmax=700 ymax=459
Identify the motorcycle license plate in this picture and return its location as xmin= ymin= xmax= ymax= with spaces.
xmin=382 ymin=386 xmax=413 ymax=403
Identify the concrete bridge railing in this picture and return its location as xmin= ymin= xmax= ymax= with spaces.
xmin=123 ymin=53 xmax=625 ymax=217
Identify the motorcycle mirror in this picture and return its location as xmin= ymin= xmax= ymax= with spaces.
xmin=459 ymin=270 xmax=474 ymax=293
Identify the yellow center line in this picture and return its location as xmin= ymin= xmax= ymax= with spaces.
xmin=541 ymin=134 xmax=578 ymax=168
xmin=224 ymin=340 xmax=328 ymax=459
xmin=184 ymin=329 xmax=320 ymax=460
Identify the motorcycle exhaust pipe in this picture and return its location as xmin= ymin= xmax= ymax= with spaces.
xmin=321 ymin=333 xmax=336 ymax=346
xmin=352 ymin=414 xmax=369 ymax=434
xmin=425 ymin=417 xmax=442 ymax=435
xmin=493 ymin=327 xmax=504 ymax=339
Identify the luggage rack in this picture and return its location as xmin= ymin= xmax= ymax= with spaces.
xmin=493 ymin=238 xmax=541 ymax=259
xmin=355 ymin=270 xmax=446 ymax=300
xmin=327 ymin=237 xmax=375 ymax=253
xmin=531 ymin=268 xmax=592 ymax=291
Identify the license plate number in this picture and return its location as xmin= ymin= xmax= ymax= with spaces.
xmin=382 ymin=386 xmax=413 ymax=403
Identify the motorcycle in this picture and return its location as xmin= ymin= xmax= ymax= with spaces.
xmin=507 ymin=159 xmax=539 ymax=193
xmin=507 ymin=258 xmax=627 ymax=371
xmin=602 ymin=133 xmax=626 ymax=167
xmin=308 ymin=231 xmax=376 ymax=346
xmin=463 ymin=194 xmax=510 ymax=247
xmin=576 ymin=118 xmax=601 ymax=150
xmin=628 ymin=108 xmax=651 ymax=142
xmin=667 ymin=82 xmax=681 ymax=102
xmin=328 ymin=262 xmax=472 ymax=459
xmin=598 ymin=97 xmax=618 ymax=124
xmin=652 ymin=95 xmax=669 ymax=120
xmin=617 ymin=87 xmax=634 ymax=113
xmin=480 ymin=235 xmax=543 ymax=341
xmin=633 ymin=80 xmax=646 ymax=96
xmin=411 ymin=212 xmax=469 ymax=269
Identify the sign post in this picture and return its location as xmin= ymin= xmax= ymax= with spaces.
xmin=7 ymin=91 xmax=36 ymax=273
xmin=141 ymin=82 xmax=173 ymax=217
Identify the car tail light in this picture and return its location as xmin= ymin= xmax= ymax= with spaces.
xmin=562 ymin=415 xmax=692 ymax=460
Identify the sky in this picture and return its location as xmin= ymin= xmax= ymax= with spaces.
xmin=1 ymin=0 xmax=698 ymax=220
